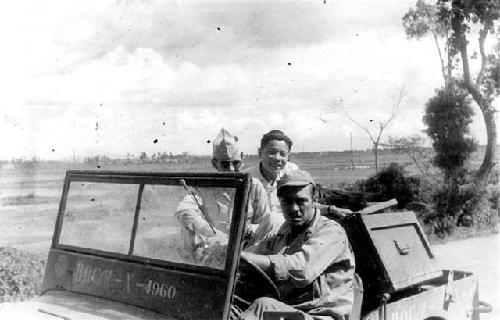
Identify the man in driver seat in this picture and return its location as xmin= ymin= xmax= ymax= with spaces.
xmin=239 ymin=170 xmax=355 ymax=320
xmin=175 ymin=128 xmax=283 ymax=267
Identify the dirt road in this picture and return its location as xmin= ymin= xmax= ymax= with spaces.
xmin=431 ymin=233 xmax=499 ymax=320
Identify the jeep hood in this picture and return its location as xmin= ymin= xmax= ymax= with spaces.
xmin=0 ymin=290 xmax=174 ymax=320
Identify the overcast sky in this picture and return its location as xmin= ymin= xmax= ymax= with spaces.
xmin=0 ymin=0 xmax=496 ymax=160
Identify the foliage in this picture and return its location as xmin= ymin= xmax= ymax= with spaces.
xmin=426 ymin=182 xmax=462 ymax=237
xmin=354 ymin=162 xmax=433 ymax=208
xmin=462 ymin=188 xmax=498 ymax=232
xmin=139 ymin=152 xmax=149 ymax=163
xmin=352 ymin=161 xmax=497 ymax=239
xmin=0 ymin=247 xmax=46 ymax=302
xmin=482 ymin=53 xmax=499 ymax=100
xmin=402 ymin=0 xmax=447 ymax=39
xmin=422 ymin=170 xmax=499 ymax=238
xmin=423 ymin=89 xmax=477 ymax=180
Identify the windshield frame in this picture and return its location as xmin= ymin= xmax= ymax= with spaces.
xmin=52 ymin=170 xmax=250 ymax=276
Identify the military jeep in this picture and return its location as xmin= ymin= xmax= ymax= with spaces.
xmin=1 ymin=170 xmax=491 ymax=319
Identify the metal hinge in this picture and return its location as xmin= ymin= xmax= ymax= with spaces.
xmin=443 ymin=270 xmax=457 ymax=311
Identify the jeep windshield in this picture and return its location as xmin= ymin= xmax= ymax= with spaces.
xmin=39 ymin=171 xmax=250 ymax=320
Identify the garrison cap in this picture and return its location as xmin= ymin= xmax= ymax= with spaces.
xmin=213 ymin=128 xmax=242 ymax=161
xmin=277 ymin=169 xmax=316 ymax=191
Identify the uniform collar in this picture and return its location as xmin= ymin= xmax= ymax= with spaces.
xmin=277 ymin=207 xmax=321 ymax=240
xmin=258 ymin=162 xmax=276 ymax=184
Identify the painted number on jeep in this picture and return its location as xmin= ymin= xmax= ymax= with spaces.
xmin=144 ymin=280 xmax=176 ymax=299
xmin=72 ymin=261 xmax=177 ymax=300
xmin=73 ymin=262 xmax=114 ymax=289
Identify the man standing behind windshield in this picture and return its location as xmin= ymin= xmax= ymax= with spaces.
xmin=247 ymin=130 xmax=352 ymax=221
xmin=245 ymin=130 xmax=299 ymax=228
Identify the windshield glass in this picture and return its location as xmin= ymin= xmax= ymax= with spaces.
xmin=60 ymin=182 xmax=138 ymax=254
xmin=59 ymin=179 xmax=237 ymax=270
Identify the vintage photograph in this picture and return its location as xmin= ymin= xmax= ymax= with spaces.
xmin=0 ymin=0 xmax=498 ymax=319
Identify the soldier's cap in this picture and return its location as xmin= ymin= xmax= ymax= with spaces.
xmin=213 ymin=128 xmax=242 ymax=161
xmin=277 ymin=170 xmax=316 ymax=191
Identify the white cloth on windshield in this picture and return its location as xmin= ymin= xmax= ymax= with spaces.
xmin=175 ymin=177 xmax=282 ymax=266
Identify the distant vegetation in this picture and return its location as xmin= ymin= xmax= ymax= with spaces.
xmin=1 ymin=147 xmax=430 ymax=171
xmin=347 ymin=163 xmax=498 ymax=239
xmin=0 ymin=247 xmax=45 ymax=302
xmin=1 ymin=145 xmax=498 ymax=240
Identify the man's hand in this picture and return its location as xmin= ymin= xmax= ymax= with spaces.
xmin=329 ymin=205 xmax=353 ymax=218
xmin=193 ymin=232 xmax=228 ymax=267
xmin=243 ymin=224 xmax=254 ymax=240
xmin=316 ymin=203 xmax=353 ymax=219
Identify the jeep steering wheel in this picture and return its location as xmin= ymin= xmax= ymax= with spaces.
xmin=234 ymin=255 xmax=281 ymax=309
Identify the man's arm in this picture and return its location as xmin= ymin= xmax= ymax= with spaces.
xmin=316 ymin=203 xmax=353 ymax=219
xmin=273 ymin=223 xmax=350 ymax=287
xmin=176 ymin=194 xmax=218 ymax=237
xmin=240 ymin=251 xmax=272 ymax=272
xmin=249 ymin=221 xmax=352 ymax=288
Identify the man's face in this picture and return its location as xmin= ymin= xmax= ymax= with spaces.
xmin=258 ymin=139 xmax=290 ymax=178
xmin=279 ymin=185 xmax=315 ymax=229
xmin=212 ymin=158 xmax=242 ymax=172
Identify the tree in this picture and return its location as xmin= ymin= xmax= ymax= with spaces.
xmin=385 ymin=135 xmax=433 ymax=176
xmin=403 ymin=0 xmax=498 ymax=190
xmin=139 ymin=152 xmax=149 ymax=163
xmin=334 ymin=87 xmax=407 ymax=173
xmin=423 ymin=89 xmax=477 ymax=180
xmin=449 ymin=0 xmax=498 ymax=189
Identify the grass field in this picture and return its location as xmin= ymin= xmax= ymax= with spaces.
xmin=0 ymin=147 xmax=497 ymax=255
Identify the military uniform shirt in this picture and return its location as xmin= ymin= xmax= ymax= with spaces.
xmin=254 ymin=208 xmax=355 ymax=319
xmin=245 ymin=162 xmax=299 ymax=218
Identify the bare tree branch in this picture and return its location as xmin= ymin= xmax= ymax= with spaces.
xmin=380 ymin=87 xmax=406 ymax=131
xmin=329 ymin=87 xmax=407 ymax=173
xmin=338 ymin=109 xmax=377 ymax=144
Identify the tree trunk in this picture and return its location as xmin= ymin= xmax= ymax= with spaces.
xmin=454 ymin=23 xmax=497 ymax=190
xmin=472 ymin=96 xmax=497 ymax=188
xmin=374 ymin=144 xmax=379 ymax=174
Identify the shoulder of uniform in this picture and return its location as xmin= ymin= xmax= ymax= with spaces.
xmin=317 ymin=215 xmax=346 ymax=234
xmin=247 ymin=177 xmax=267 ymax=195
xmin=250 ymin=176 xmax=264 ymax=187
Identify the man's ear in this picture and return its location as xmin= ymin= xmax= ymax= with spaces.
xmin=257 ymin=147 xmax=262 ymax=158
xmin=312 ymin=186 xmax=319 ymax=202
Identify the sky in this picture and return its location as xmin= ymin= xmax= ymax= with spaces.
xmin=0 ymin=0 xmax=497 ymax=160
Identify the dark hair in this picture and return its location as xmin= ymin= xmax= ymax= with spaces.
xmin=260 ymin=130 xmax=293 ymax=150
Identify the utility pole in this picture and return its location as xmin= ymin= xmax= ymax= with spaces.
xmin=350 ymin=132 xmax=355 ymax=171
